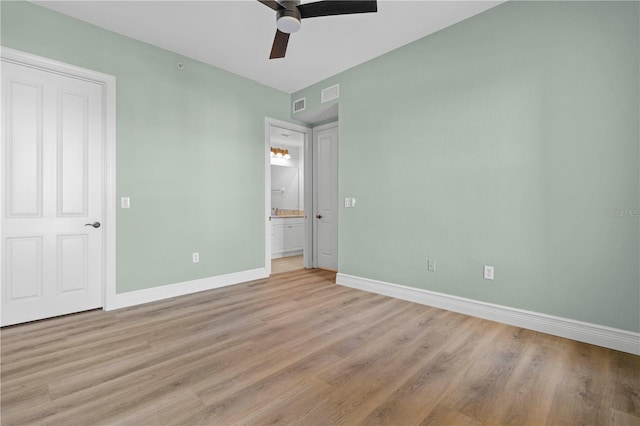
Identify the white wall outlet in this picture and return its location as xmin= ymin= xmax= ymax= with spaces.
xmin=121 ymin=197 xmax=130 ymax=208
xmin=344 ymin=197 xmax=356 ymax=208
xmin=427 ymin=259 xmax=436 ymax=272
xmin=192 ymin=252 xmax=199 ymax=263
xmin=483 ymin=265 xmax=494 ymax=280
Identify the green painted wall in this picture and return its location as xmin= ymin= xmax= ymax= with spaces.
xmin=292 ymin=1 xmax=640 ymax=332
xmin=2 ymin=1 xmax=292 ymax=293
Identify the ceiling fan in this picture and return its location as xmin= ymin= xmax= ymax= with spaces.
xmin=258 ymin=0 xmax=378 ymax=59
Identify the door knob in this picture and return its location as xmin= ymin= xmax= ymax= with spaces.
xmin=85 ymin=222 xmax=101 ymax=228
xmin=316 ymin=215 xmax=322 ymax=219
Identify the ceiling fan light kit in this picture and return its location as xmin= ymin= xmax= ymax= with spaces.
xmin=259 ymin=0 xmax=378 ymax=59
xmin=276 ymin=6 xmax=302 ymax=33
xmin=277 ymin=14 xmax=301 ymax=33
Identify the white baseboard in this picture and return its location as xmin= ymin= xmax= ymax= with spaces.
xmin=336 ymin=273 xmax=640 ymax=355
xmin=106 ymin=268 xmax=268 ymax=311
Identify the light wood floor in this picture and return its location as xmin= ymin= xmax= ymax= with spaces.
xmin=272 ymin=254 xmax=304 ymax=274
xmin=1 ymin=269 xmax=638 ymax=425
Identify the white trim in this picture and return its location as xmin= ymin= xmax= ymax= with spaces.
xmin=103 ymin=68 xmax=117 ymax=312
xmin=336 ymin=273 xmax=640 ymax=355
xmin=0 ymin=47 xmax=118 ymax=314
xmin=303 ymin=124 xmax=313 ymax=268
xmin=264 ymin=118 xmax=312 ymax=273
xmin=107 ymin=268 xmax=268 ymax=310
xmin=264 ymin=120 xmax=272 ymax=276
xmin=1 ymin=47 xmax=114 ymax=86
xmin=321 ymin=84 xmax=339 ymax=103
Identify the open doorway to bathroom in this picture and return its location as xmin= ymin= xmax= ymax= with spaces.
xmin=266 ymin=121 xmax=310 ymax=274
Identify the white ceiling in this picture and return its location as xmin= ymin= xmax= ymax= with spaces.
xmin=34 ymin=0 xmax=503 ymax=93
xmin=270 ymin=125 xmax=305 ymax=148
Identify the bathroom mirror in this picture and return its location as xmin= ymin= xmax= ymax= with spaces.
xmin=271 ymin=165 xmax=300 ymax=211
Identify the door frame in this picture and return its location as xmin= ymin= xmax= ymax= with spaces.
xmin=312 ymin=121 xmax=339 ymax=269
xmin=0 ymin=47 xmax=117 ymax=312
xmin=264 ymin=117 xmax=312 ymax=275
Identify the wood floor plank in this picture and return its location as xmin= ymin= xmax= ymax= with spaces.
xmin=235 ymin=377 xmax=336 ymax=426
xmin=609 ymin=347 xmax=640 ymax=418
xmin=489 ymin=336 xmax=562 ymax=425
xmin=301 ymin=309 xmax=468 ymax=425
xmin=202 ymin=350 xmax=345 ymax=425
xmin=358 ymin=318 xmax=506 ymax=425
xmin=546 ymin=341 xmax=619 ymax=425
xmin=419 ymin=403 xmax=482 ymax=426
xmin=1 ymin=341 xmax=154 ymax=408
xmin=110 ymin=389 xmax=208 ymax=426
xmin=2 ymin=333 xmax=151 ymax=381
xmin=1 ymin=269 xmax=638 ymax=426
xmin=271 ymin=255 xmax=304 ymax=275
xmin=442 ymin=327 xmax=538 ymax=423
xmin=193 ymin=295 xmax=415 ymax=406
xmin=1 ymin=310 xmax=120 ymax=356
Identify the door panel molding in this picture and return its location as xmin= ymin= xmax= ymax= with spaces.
xmin=4 ymin=79 xmax=43 ymax=218
xmin=5 ymin=237 xmax=43 ymax=301
xmin=57 ymin=90 xmax=89 ymax=217
xmin=1 ymin=47 xmax=117 ymax=319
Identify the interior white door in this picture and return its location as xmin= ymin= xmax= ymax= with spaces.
xmin=1 ymin=60 xmax=104 ymax=326
xmin=314 ymin=124 xmax=338 ymax=270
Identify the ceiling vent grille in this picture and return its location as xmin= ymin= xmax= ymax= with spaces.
xmin=321 ymin=84 xmax=339 ymax=103
xmin=293 ymin=97 xmax=306 ymax=113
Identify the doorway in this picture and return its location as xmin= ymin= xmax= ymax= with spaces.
xmin=264 ymin=119 xmax=311 ymax=275
xmin=263 ymin=117 xmax=340 ymax=275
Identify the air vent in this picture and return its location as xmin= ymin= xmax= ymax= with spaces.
xmin=321 ymin=84 xmax=339 ymax=103
xmin=293 ymin=97 xmax=306 ymax=113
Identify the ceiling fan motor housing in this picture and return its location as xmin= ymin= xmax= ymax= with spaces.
xmin=277 ymin=1 xmax=301 ymax=33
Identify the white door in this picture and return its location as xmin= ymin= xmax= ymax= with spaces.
xmin=314 ymin=123 xmax=338 ymax=270
xmin=1 ymin=60 xmax=104 ymax=326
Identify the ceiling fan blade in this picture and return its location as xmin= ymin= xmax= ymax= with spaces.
xmin=258 ymin=0 xmax=284 ymax=11
xmin=298 ymin=0 xmax=377 ymax=19
xmin=270 ymin=29 xmax=290 ymax=59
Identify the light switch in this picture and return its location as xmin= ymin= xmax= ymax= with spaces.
xmin=121 ymin=197 xmax=130 ymax=208
xmin=344 ymin=197 xmax=356 ymax=208
xmin=428 ymin=259 xmax=436 ymax=272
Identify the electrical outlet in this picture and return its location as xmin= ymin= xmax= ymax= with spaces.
xmin=483 ymin=265 xmax=494 ymax=280
xmin=427 ymin=259 xmax=436 ymax=272
xmin=192 ymin=252 xmax=199 ymax=263
xmin=121 ymin=197 xmax=130 ymax=208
